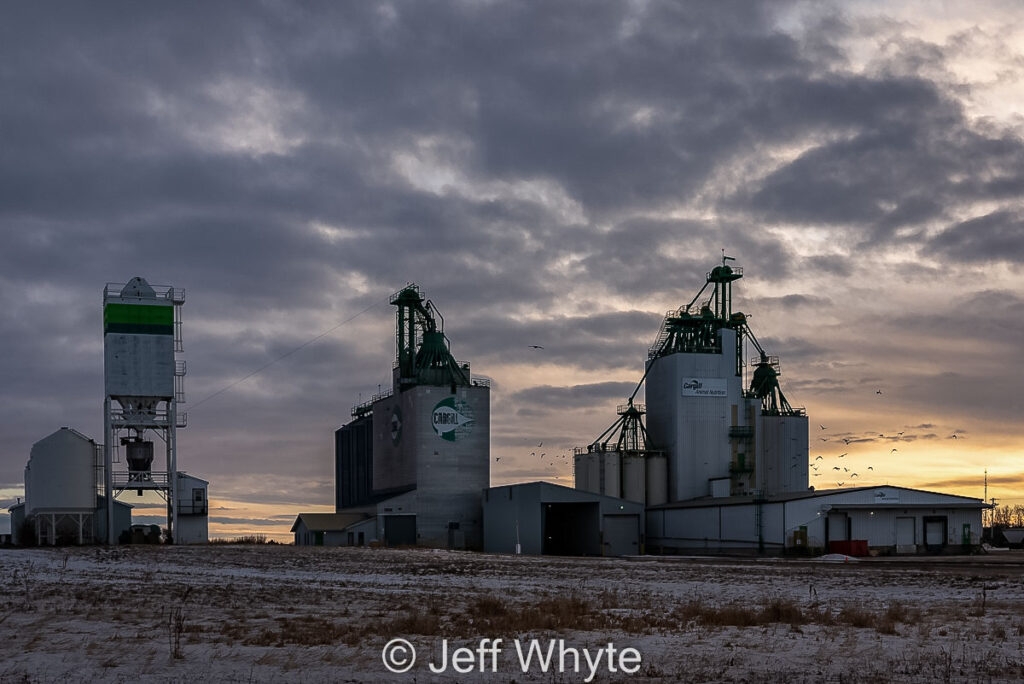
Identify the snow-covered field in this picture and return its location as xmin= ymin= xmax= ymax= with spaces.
xmin=2 ymin=546 xmax=1023 ymax=683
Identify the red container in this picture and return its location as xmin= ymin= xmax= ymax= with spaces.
xmin=829 ymin=540 xmax=868 ymax=556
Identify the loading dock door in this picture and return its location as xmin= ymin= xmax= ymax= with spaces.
xmin=924 ymin=517 xmax=946 ymax=552
xmin=543 ymin=503 xmax=600 ymax=555
xmin=827 ymin=512 xmax=849 ymax=542
xmin=896 ymin=517 xmax=915 ymax=545
xmin=384 ymin=515 xmax=417 ymax=546
xmin=603 ymin=514 xmax=639 ymax=557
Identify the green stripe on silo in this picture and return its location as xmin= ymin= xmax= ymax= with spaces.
xmin=104 ymin=303 xmax=174 ymax=335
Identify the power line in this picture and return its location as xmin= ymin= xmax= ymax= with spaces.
xmin=188 ymin=299 xmax=383 ymax=412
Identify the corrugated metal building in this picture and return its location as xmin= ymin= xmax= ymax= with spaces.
xmin=483 ymin=481 xmax=645 ymax=556
xmin=647 ymin=485 xmax=986 ymax=555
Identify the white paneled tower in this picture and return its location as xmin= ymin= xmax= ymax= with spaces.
xmin=102 ymin=277 xmax=187 ymax=544
xmin=633 ymin=258 xmax=808 ymax=504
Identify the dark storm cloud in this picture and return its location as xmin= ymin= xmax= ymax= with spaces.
xmin=925 ymin=211 xmax=1024 ymax=264
xmin=460 ymin=310 xmax=664 ymax=372
xmin=753 ymin=294 xmax=832 ymax=308
xmin=208 ymin=517 xmax=296 ymax=528
xmin=509 ymin=382 xmax=638 ymax=409
xmin=727 ymin=25 xmax=1024 ymax=242
xmin=917 ymin=473 xmax=1022 ymax=490
xmin=2 ymin=1 xmax=1023 ymax=526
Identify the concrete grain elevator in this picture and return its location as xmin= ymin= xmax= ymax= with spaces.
xmin=336 ymin=285 xmax=490 ymax=549
xmin=644 ymin=259 xmax=808 ymax=501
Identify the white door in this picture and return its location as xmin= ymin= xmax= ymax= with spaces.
xmin=896 ymin=517 xmax=915 ymax=545
xmin=925 ymin=519 xmax=945 ymax=546
xmin=828 ymin=513 xmax=848 ymax=541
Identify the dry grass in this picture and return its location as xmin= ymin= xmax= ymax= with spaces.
xmin=2 ymin=547 xmax=1024 ymax=683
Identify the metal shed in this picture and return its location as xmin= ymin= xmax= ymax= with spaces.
xmin=483 ymin=481 xmax=644 ymax=556
xmin=291 ymin=512 xmax=373 ymax=546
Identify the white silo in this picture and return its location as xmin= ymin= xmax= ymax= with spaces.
xmin=574 ymin=449 xmax=601 ymax=494
xmin=621 ymin=453 xmax=646 ymax=503
xmin=25 ymin=428 xmax=98 ymax=513
xmin=645 ymin=453 xmax=668 ymax=506
xmin=601 ymin=450 xmax=621 ymax=498
xmin=574 ymin=401 xmax=665 ymax=505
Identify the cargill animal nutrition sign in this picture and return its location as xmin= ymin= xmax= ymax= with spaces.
xmin=432 ymin=397 xmax=475 ymax=441
xmin=681 ymin=378 xmax=727 ymax=397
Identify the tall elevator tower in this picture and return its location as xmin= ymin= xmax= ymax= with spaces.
xmin=645 ymin=258 xmax=808 ymax=501
xmin=102 ymin=278 xmax=185 ymax=544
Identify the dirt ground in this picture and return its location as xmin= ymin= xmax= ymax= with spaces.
xmin=1 ymin=545 xmax=1023 ymax=683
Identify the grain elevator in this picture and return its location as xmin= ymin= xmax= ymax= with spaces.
xmin=576 ymin=258 xmax=808 ymax=506
xmin=334 ymin=285 xmax=490 ymax=549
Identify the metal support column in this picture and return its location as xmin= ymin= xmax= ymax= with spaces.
xmin=104 ymin=397 xmax=113 ymax=545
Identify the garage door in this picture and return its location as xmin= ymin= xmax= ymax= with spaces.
xmin=603 ymin=514 xmax=639 ymax=557
xmin=384 ymin=515 xmax=416 ymax=546
xmin=896 ymin=517 xmax=915 ymax=545
xmin=827 ymin=513 xmax=848 ymax=541
xmin=924 ymin=518 xmax=946 ymax=547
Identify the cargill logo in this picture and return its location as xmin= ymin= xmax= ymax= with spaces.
xmin=683 ymin=379 xmax=702 ymax=390
xmin=432 ymin=397 xmax=474 ymax=442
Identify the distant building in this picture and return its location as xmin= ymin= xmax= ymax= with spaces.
xmin=8 ymin=428 xmax=134 ymax=545
xmin=174 ymin=473 xmax=209 ymax=544
xmin=647 ymin=485 xmax=986 ymax=555
xmin=6 ymin=427 xmax=211 ymax=545
xmin=292 ymin=512 xmax=374 ymax=546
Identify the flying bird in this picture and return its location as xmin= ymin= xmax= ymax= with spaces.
xmin=897 ymin=431 xmax=904 ymax=437
xmin=843 ymin=467 xmax=849 ymax=472
xmin=528 ymin=345 xmax=544 ymax=350
xmin=833 ymin=466 xmax=841 ymax=470
xmin=819 ymin=424 xmax=827 ymax=430
xmin=820 ymin=437 xmax=828 ymax=442
xmin=950 ymin=434 xmax=958 ymax=439
xmin=842 ymin=438 xmax=851 ymax=445
xmin=815 ymin=455 xmax=823 ymax=460
xmin=890 ymin=448 xmax=898 ymax=453
xmin=868 ymin=466 xmax=874 ymax=470
xmin=839 ymin=453 xmax=847 ymax=458
xmin=837 ymin=481 xmax=845 ymax=487
xmin=876 ymin=390 xmax=883 ymax=395
xmin=851 ymin=473 xmax=859 ymax=478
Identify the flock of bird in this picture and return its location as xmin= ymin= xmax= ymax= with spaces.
xmin=493 ymin=383 xmax=965 ymax=486
xmin=496 ymin=441 xmax=571 ymax=479
xmin=812 ymin=421 xmax=887 ymax=487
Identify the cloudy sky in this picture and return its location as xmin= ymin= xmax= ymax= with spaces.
xmin=3 ymin=1 xmax=1022 ymax=540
